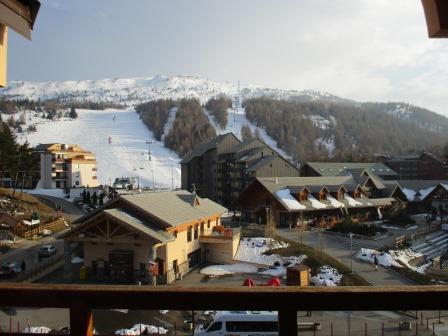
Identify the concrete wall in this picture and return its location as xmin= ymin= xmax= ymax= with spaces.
xmin=38 ymin=153 xmax=53 ymax=189
xmin=165 ymin=217 xmax=220 ymax=273
xmin=69 ymin=162 xmax=99 ymax=188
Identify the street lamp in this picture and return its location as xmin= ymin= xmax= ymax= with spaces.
xmin=349 ymin=232 xmax=354 ymax=274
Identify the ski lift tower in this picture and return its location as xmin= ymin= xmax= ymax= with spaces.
xmin=146 ymin=140 xmax=157 ymax=191
xmin=232 ymin=80 xmax=240 ymax=123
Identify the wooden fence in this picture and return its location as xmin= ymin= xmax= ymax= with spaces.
xmin=22 ymin=218 xmax=66 ymax=239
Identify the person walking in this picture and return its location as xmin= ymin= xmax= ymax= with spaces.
xmin=374 ymin=254 xmax=379 ymax=271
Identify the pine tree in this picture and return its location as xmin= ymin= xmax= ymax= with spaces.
xmin=82 ymin=189 xmax=87 ymax=203
xmin=86 ymin=191 xmax=91 ymax=203
xmin=69 ymin=106 xmax=78 ymax=119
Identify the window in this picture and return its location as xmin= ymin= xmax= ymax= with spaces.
xmin=194 ymin=224 xmax=198 ymax=239
xmin=75 ymin=172 xmax=80 ymax=177
xmin=187 ymin=226 xmax=192 ymax=242
xmin=173 ymin=230 xmax=178 ymax=238
xmin=207 ymin=220 xmax=211 ymax=229
xmin=75 ymin=181 xmax=79 ymax=186
xmin=207 ymin=322 xmax=222 ymax=332
xmin=93 ymin=176 xmax=97 ymax=180
xmin=225 ymin=321 xmax=278 ymax=332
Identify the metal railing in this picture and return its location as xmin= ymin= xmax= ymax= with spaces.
xmin=1 ymin=284 xmax=448 ymax=335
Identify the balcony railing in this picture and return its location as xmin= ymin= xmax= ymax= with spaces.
xmin=1 ymin=284 xmax=448 ymax=335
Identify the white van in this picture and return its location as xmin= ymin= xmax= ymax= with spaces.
xmin=194 ymin=311 xmax=278 ymax=336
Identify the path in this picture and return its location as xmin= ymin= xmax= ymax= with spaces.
xmin=33 ymin=194 xmax=85 ymax=223
xmin=276 ymin=228 xmax=412 ymax=286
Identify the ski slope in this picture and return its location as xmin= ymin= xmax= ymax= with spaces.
xmin=17 ymin=108 xmax=181 ymax=189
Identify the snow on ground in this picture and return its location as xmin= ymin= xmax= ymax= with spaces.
xmin=22 ymin=327 xmax=51 ymax=333
xmin=315 ymin=136 xmax=335 ymax=157
xmin=201 ymin=238 xmax=306 ymax=277
xmin=161 ymin=107 xmax=178 ymax=140
xmin=16 ymin=108 xmax=181 ymax=189
xmin=234 ymin=237 xmax=289 ymax=265
xmin=115 ymin=324 xmax=168 ymax=335
xmin=25 ymin=188 xmax=68 ymax=198
xmin=388 ymin=249 xmax=430 ymax=273
xmin=310 ymin=266 xmax=342 ymax=286
xmin=355 ymin=248 xmax=401 ymax=267
xmin=212 ymin=107 xmax=292 ymax=161
xmin=200 ymin=263 xmax=259 ymax=276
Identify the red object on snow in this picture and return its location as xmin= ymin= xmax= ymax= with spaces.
xmin=267 ymin=278 xmax=281 ymax=286
xmin=243 ymin=278 xmax=256 ymax=286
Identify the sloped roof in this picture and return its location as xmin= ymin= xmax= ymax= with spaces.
xmin=103 ymin=208 xmax=173 ymax=243
xmin=305 ymin=162 xmax=398 ymax=177
xmin=180 ymin=133 xmax=238 ymax=164
xmin=120 ymin=190 xmax=227 ymax=227
xmin=257 ymin=176 xmax=356 ymax=194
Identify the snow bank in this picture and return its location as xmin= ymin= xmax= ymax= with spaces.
xmin=355 ymin=248 xmax=401 ymax=267
xmin=22 ymin=327 xmax=51 ymax=333
xmin=274 ymin=189 xmax=306 ymax=210
xmin=234 ymin=238 xmax=288 ymax=265
xmin=115 ymin=324 xmax=168 ymax=335
xmin=71 ymin=257 xmax=84 ymax=264
xmin=388 ymin=249 xmax=430 ymax=274
xmin=311 ymin=266 xmax=342 ymax=286
xmin=200 ymin=263 xmax=258 ymax=276
xmin=203 ymin=238 xmax=307 ymax=277
xmin=307 ymin=194 xmax=327 ymax=209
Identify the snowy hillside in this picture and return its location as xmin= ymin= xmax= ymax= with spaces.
xmin=0 ymin=75 xmax=341 ymax=106
xmin=16 ymin=108 xmax=181 ymax=189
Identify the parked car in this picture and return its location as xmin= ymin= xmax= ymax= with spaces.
xmin=38 ymin=244 xmax=57 ymax=258
xmin=0 ymin=262 xmax=22 ymax=279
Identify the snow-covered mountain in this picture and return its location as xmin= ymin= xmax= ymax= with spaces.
xmin=0 ymin=75 xmax=342 ymax=105
xmin=2 ymin=75 xmax=446 ymax=188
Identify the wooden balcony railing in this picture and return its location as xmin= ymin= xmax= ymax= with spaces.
xmin=1 ymin=284 xmax=448 ymax=335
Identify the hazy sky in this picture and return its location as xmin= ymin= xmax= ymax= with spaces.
xmin=8 ymin=0 xmax=448 ymax=116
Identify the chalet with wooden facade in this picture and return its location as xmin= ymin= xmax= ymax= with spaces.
xmin=232 ymin=176 xmax=404 ymax=232
xmin=400 ymin=180 xmax=448 ymax=215
xmin=181 ymin=132 xmax=299 ymax=206
xmin=62 ymin=190 xmax=236 ymax=284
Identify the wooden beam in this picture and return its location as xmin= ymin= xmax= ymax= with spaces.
xmin=0 ymin=24 xmax=6 ymax=87
xmin=1 ymin=284 xmax=448 ymax=311
xmin=422 ymin=0 xmax=448 ymax=37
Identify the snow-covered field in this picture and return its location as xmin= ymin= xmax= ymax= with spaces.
xmin=201 ymin=238 xmax=307 ymax=278
xmin=16 ymin=108 xmax=181 ymax=188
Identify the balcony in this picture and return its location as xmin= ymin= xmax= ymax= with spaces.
xmin=199 ymin=227 xmax=241 ymax=243
xmin=1 ymin=284 xmax=448 ymax=335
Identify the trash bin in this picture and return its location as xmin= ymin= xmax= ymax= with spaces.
xmin=79 ymin=266 xmax=87 ymax=280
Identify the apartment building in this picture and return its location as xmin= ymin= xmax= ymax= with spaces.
xmin=181 ymin=133 xmax=300 ymax=206
xmin=35 ymin=143 xmax=99 ymax=189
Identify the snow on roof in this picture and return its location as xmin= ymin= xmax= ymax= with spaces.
xmin=344 ymin=194 xmax=362 ymax=207
xmin=402 ymin=188 xmax=417 ymax=201
xmin=274 ymin=188 xmax=306 ymax=211
xmin=307 ymin=194 xmax=328 ymax=209
xmin=327 ymin=194 xmax=344 ymax=208
xmin=419 ymin=186 xmax=436 ymax=200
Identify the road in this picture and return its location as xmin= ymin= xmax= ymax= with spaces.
xmin=33 ymin=194 xmax=85 ymax=223
xmin=0 ymin=194 xmax=83 ymax=280
xmin=277 ymin=228 xmax=413 ymax=286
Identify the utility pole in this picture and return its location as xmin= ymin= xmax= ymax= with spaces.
xmin=146 ymin=140 xmax=156 ymax=191
xmin=349 ymin=232 xmax=354 ymax=274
